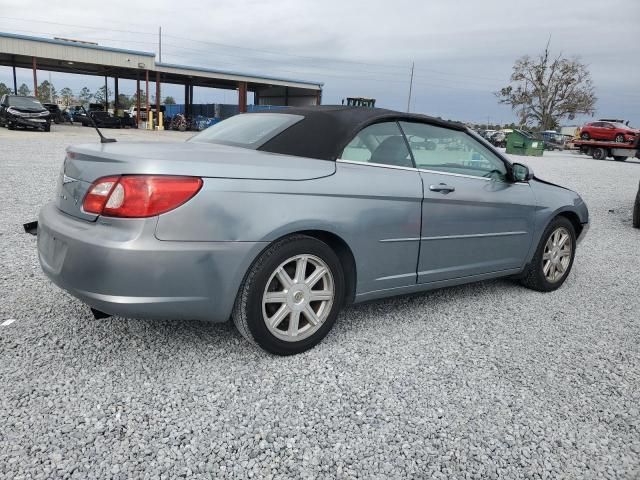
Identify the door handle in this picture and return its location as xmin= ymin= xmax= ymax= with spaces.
xmin=429 ymin=183 xmax=455 ymax=193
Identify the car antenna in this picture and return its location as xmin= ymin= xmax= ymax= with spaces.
xmin=86 ymin=107 xmax=116 ymax=143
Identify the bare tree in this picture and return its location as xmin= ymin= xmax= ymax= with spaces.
xmin=496 ymin=45 xmax=596 ymax=130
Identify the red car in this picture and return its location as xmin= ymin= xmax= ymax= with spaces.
xmin=579 ymin=121 xmax=638 ymax=143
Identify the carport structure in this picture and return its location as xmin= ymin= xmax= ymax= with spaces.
xmin=0 ymin=32 xmax=323 ymax=126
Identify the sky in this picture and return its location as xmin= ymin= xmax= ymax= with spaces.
xmin=0 ymin=0 xmax=639 ymax=126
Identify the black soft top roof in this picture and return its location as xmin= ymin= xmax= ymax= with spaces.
xmin=257 ymin=105 xmax=466 ymax=160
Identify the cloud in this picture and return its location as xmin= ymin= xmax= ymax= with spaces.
xmin=1 ymin=0 xmax=638 ymax=124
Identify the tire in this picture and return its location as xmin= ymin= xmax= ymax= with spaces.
xmin=233 ymin=235 xmax=345 ymax=355
xmin=519 ymin=216 xmax=576 ymax=292
xmin=633 ymin=182 xmax=640 ymax=229
xmin=44 ymin=124 xmax=50 ymax=132
xmin=592 ymin=148 xmax=607 ymax=160
xmin=613 ymin=156 xmax=627 ymax=162
xmin=580 ymin=132 xmax=590 ymax=140
xmin=615 ymin=134 xmax=625 ymax=143
xmin=7 ymin=121 xmax=15 ymax=130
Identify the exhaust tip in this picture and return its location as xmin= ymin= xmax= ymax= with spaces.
xmin=91 ymin=308 xmax=112 ymax=320
xmin=23 ymin=221 xmax=38 ymax=236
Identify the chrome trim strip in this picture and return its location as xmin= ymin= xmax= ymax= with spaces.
xmin=336 ymin=159 xmax=416 ymax=172
xmin=417 ymin=167 xmax=491 ymax=181
xmin=380 ymin=231 xmax=528 ymax=243
xmin=419 ymin=231 xmax=528 ymax=241
xmin=379 ymin=237 xmax=421 ymax=243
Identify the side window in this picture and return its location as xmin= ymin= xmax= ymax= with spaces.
xmin=399 ymin=121 xmax=508 ymax=181
xmin=340 ymin=122 xmax=413 ymax=168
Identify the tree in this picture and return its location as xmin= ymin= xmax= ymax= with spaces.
xmin=18 ymin=83 xmax=31 ymax=96
xmin=116 ymin=93 xmax=133 ymax=109
xmin=0 ymin=82 xmax=11 ymax=97
xmin=59 ymin=87 xmax=73 ymax=106
xmin=496 ymin=45 xmax=596 ymax=130
xmin=133 ymin=89 xmax=147 ymax=107
xmin=163 ymin=96 xmax=176 ymax=105
xmin=93 ymin=85 xmax=113 ymax=107
xmin=37 ymin=80 xmax=56 ymax=103
xmin=79 ymin=87 xmax=93 ymax=104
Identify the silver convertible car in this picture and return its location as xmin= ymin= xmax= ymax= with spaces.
xmin=38 ymin=107 xmax=589 ymax=355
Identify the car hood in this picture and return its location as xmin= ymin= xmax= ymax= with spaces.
xmin=66 ymin=141 xmax=337 ymax=181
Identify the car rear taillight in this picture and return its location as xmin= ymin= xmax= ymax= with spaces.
xmin=83 ymin=175 xmax=203 ymax=218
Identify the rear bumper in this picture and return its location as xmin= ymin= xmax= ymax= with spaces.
xmin=37 ymin=202 xmax=266 ymax=322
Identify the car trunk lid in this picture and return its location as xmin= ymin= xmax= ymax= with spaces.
xmin=56 ymin=141 xmax=336 ymax=221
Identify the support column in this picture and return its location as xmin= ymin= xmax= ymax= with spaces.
xmin=316 ymin=90 xmax=322 ymax=106
xmin=136 ymin=75 xmax=141 ymax=128
xmin=12 ymin=63 xmax=17 ymax=94
xmin=104 ymin=76 xmax=108 ymax=110
xmin=238 ymin=81 xmax=247 ymax=113
xmin=284 ymin=87 xmax=289 ymax=106
xmin=114 ymin=77 xmax=119 ymax=112
xmin=145 ymin=70 xmax=150 ymax=127
xmin=184 ymin=84 xmax=189 ymax=117
xmin=155 ymin=71 xmax=161 ymax=120
xmin=189 ymin=85 xmax=194 ymax=117
xmin=32 ymin=57 xmax=38 ymax=97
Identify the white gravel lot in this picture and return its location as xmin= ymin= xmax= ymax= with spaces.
xmin=0 ymin=124 xmax=639 ymax=479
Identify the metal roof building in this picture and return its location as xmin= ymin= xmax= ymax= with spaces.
xmin=0 ymin=31 xmax=323 ymax=124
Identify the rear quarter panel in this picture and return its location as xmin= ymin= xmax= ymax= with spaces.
xmin=155 ymin=163 xmax=423 ymax=294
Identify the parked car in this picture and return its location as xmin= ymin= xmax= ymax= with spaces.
xmin=579 ymin=121 xmax=638 ymax=143
xmin=0 ymin=95 xmax=51 ymax=131
xmin=43 ymin=103 xmax=65 ymax=124
xmin=538 ymin=131 xmax=565 ymax=151
xmin=489 ymin=131 xmax=507 ymax=148
xmin=37 ymin=107 xmax=589 ymax=355
xmin=74 ymin=105 xmax=122 ymax=129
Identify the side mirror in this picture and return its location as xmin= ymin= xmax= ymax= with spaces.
xmin=512 ymin=163 xmax=534 ymax=182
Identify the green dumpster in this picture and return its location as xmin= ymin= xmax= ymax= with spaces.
xmin=506 ymin=129 xmax=544 ymax=156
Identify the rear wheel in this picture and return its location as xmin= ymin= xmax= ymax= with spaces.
xmin=615 ymin=134 xmax=625 ymax=143
xmin=233 ymin=235 xmax=345 ymax=355
xmin=592 ymin=147 xmax=607 ymax=160
xmin=520 ymin=217 xmax=576 ymax=292
xmin=580 ymin=132 xmax=590 ymax=140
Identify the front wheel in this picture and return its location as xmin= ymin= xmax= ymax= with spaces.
xmin=580 ymin=132 xmax=590 ymax=140
xmin=519 ymin=217 xmax=576 ymax=292
xmin=233 ymin=235 xmax=345 ymax=355
xmin=615 ymin=134 xmax=625 ymax=143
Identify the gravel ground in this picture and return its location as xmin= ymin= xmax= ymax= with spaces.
xmin=1 ymin=124 xmax=639 ymax=479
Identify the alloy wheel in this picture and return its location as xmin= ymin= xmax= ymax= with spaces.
xmin=262 ymin=254 xmax=335 ymax=342
xmin=542 ymin=227 xmax=572 ymax=283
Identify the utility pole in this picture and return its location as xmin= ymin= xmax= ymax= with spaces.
xmin=158 ymin=26 xmax=162 ymax=63
xmin=48 ymin=71 xmax=53 ymax=102
xmin=406 ymin=61 xmax=414 ymax=113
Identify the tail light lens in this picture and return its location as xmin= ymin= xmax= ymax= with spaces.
xmin=83 ymin=175 xmax=203 ymax=218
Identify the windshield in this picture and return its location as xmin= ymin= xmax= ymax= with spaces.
xmin=613 ymin=122 xmax=632 ymax=129
xmin=8 ymin=96 xmax=46 ymax=110
xmin=188 ymin=113 xmax=304 ymax=148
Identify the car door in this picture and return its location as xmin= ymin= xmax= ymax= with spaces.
xmin=337 ymin=121 xmax=423 ymax=293
xmin=399 ymin=121 xmax=536 ymax=284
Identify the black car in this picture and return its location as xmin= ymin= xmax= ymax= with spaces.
xmin=43 ymin=103 xmax=65 ymax=124
xmin=75 ymin=104 xmax=122 ymax=129
xmin=0 ymin=95 xmax=51 ymax=131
